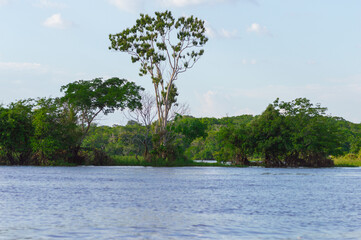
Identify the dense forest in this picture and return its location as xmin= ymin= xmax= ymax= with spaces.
xmin=82 ymin=98 xmax=361 ymax=167
xmin=1 ymin=79 xmax=360 ymax=168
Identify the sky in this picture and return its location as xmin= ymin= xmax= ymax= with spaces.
xmin=0 ymin=0 xmax=360 ymax=125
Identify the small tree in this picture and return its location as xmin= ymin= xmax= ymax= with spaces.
xmin=216 ymin=124 xmax=253 ymax=166
xmin=251 ymin=104 xmax=289 ymax=167
xmin=60 ymin=77 xmax=143 ymax=162
xmin=109 ymin=11 xmax=208 ymax=147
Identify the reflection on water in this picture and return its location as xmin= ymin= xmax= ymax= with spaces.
xmin=1 ymin=166 xmax=361 ymax=239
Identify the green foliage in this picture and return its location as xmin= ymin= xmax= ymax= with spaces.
xmin=150 ymin=129 xmax=187 ymax=163
xmin=0 ymin=77 xmax=143 ymax=166
xmin=333 ymin=152 xmax=361 ymax=167
xmin=31 ymin=98 xmax=80 ymax=165
xmin=251 ymin=98 xmax=344 ymax=167
xmin=60 ymin=77 xmax=143 ymax=163
xmin=109 ymin=11 xmax=207 ymax=79
xmin=185 ymin=127 xmax=220 ymax=160
xmin=0 ymin=100 xmax=34 ymax=165
xmin=180 ymin=99 xmax=351 ymax=168
xmin=112 ymin=155 xmax=148 ymax=166
xmin=172 ymin=116 xmax=207 ymax=146
xmin=61 ymin=77 xmax=143 ymax=132
xmin=251 ymin=104 xmax=289 ymax=167
xmin=1 ymin=91 xmax=359 ymax=168
xmin=215 ymin=124 xmax=253 ymax=165
xmin=117 ymin=122 xmax=152 ymax=157
xmin=82 ymin=122 xmax=154 ymax=161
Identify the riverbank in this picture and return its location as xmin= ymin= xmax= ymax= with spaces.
xmin=2 ymin=155 xmax=360 ymax=167
xmin=113 ymin=156 xmax=361 ymax=168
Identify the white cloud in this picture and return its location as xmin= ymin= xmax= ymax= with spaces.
xmin=198 ymin=90 xmax=219 ymax=116
xmin=34 ymin=0 xmax=66 ymax=9
xmin=205 ymin=22 xmax=217 ymax=38
xmin=43 ymin=13 xmax=72 ymax=29
xmin=205 ymin=22 xmax=238 ymax=39
xmin=0 ymin=62 xmax=43 ymax=71
xmin=247 ymin=23 xmax=272 ymax=36
xmin=108 ymin=0 xmax=143 ymax=12
xmin=194 ymin=89 xmax=259 ymax=118
xmin=219 ymin=29 xmax=238 ymax=38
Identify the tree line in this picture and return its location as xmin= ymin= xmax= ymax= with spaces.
xmin=0 ymin=77 xmax=143 ymax=165
xmin=1 ymin=88 xmax=360 ymax=167
xmin=80 ymin=97 xmax=361 ymax=167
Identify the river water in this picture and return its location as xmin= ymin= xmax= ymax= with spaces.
xmin=0 ymin=166 xmax=361 ymax=239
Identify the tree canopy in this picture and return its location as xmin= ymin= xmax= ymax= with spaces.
xmin=61 ymin=77 xmax=143 ymax=136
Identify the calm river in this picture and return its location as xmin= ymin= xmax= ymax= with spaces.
xmin=0 ymin=166 xmax=361 ymax=239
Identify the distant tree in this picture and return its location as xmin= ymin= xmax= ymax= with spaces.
xmin=173 ymin=116 xmax=207 ymax=146
xmin=275 ymin=98 xmax=342 ymax=166
xmin=109 ymin=10 xmax=208 ymax=151
xmin=251 ymin=104 xmax=289 ymax=167
xmin=60 ymin=77 xmax=143 ymax=163
xmin=186 ymin=126 xmax=220 ymax=161
xmin=215 ymin=124 xmax=253 ymax=165
xmin=251 ymin=98 xmax=343 ymax=167
xmin=0 ymin=100 xmax=34 ymax=165
xmin=31 ymin=98 xmax=72 ymax=165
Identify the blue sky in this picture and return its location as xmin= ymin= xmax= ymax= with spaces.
xmin=0 ymin=0 xmax=360 ymax=125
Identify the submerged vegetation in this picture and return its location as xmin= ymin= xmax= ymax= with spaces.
xmin=1 ymin=11 xmax=360 ymax=168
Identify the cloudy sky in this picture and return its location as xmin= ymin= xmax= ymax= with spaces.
xmin=0 ymin=0 xmax=360 ymax=125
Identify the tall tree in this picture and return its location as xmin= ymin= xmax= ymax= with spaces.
xmin=109 ymin=11 xmax=208 ymax=144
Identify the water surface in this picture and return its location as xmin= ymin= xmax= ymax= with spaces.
xmin=1 ymin=166 xmax=361 ymax=239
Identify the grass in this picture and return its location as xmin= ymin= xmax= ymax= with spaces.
xmin=332 ymin=154 xmax=361 ymax=167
